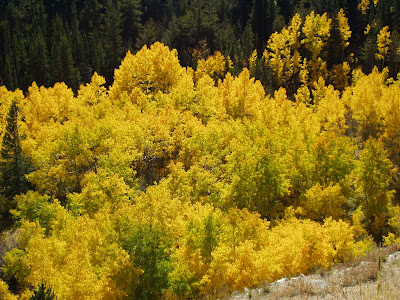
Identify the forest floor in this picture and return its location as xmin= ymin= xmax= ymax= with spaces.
xmin=230 ymin=245 xmax=400 ymax=299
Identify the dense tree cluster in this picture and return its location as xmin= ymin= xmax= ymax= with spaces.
xmin=0 ymin=38 xmax=399 ymax=298
xmin=1 ymin=2 xmax=400 ymax=299
xmin=1 ymin=0 xmax=400 ymax=93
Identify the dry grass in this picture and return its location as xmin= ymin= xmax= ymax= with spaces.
xmin=230 ymin=245 xmax=400 ymax=300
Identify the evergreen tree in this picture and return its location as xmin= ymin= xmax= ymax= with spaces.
xmin=120 ymin=0 xmax=142 ymax=50
xmin=50 ymin=15 xmax=80 ymax=91
xmin=0 ymin=100 xmax=31 ymax=198
xmin=103 ymin=0 xmax=124 ymax=84
xmin=11 ymin=29 xmax=29 ymax=90
xmin=180 ymin=0 xmax=219 ymax=49
xmin=251 ymin=0 xmax=267 ymax=51
xmin=71 ymin=2 xmax=92 ymax=83
xmin=27 ymin=27 xmax=50 ymax=87
xmin=3 ymin=53 xmax=15 ymax=91
xmin=1 ymin=19 xmax=14 ymax=90
xmin=136 ymin=18 xmax=160 ymax=49
xmin=0 ymin=100 xmax=32 ymax=229
xmin=29 ymin=283 xmax=56 ymax=300
xmin=89 ymin=29 xmax=106 ymax=76
xmin=31 ymin=0 xmax=48 ymax=36
xmin=241 ymin=20 xmax=255 ymax=62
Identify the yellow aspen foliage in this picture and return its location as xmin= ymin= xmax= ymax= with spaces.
xmin=179 ymin=208 xmax=268 ymax=297
xmin=115 ymin=183 xmax=189 ymax=240
xmin=301 ymin=12 xmax=331 ymax=86
xmin=294 ymin=85 xmax=311 ymax=104
xmin=0 ymin=279 xmax=17 ymax=300
xmin=76 ymin=72 xmax=112 ymax=118
xmin=223 ymin=132 xmax=291 ymax=217
xmin=330 ymin=62 xmax=351 ymax=91
xmin=376 ymin=26 xmax=391 ymax=64
xmin=77 ymin=72 xmax=108 ymax=106
xmin=302 ymin=12 xmax=331 ymax=61
xmin=248 ymin=50 xmax=257 ymax=76
xmin=11 ymin=191 xmax=64 ymax=232
xmin=179 ymin=118 xmax=236 ymax=171
xmin=156 ymin=68 xmax=196 ymax=110
xmin=2 ymin=40 xmax=399 ymax=299
xmin=191 ymin=74 xmax=224 ymax=122
xmin=302 ymin=183 xmax=346 ymax=221
xmin=259 ymin=217 xmax=354 ymax=279
xmin=310 ymin=132 xmax=355 ymax=188
xmin=220 ymin=208 xmax=269 ymax=251
xmin=364 ymin=24 xmax=371 ymax=35
xmin=166 ymin=162 xmax=222 ymax=206
xmin=343 ymin=68 xmax=387 ymax=140
xmin=4 ymin=214 xmax=136 ymax=300
xmin=380 ymin=82 xmax=400 ymax=166
xmin=383 ymin=232 xmax=400 ymax=246
xmin=313 ymin=81 xmax=347 ymax=132
xmin=298 ymin=57 xmax=309 ymax=86
xmin=218 ymin=68 xmax=265 ymax=119
xmin=94 ymin=114 xmax=145 ymax=183
xmin=307 ymin=57 xmax=329 ymax=87
xmin=323 ymin=218 xmax=358 ymax=262
xmin=27 ymin=122 xmax=95 ymax=199
xmin=358 ymin=0 xmax=370 ymax=14
xmin=266 ymin=14 xmax=302 ymax=84
xmin=167 ymin=204 xmax=222 ymax=297
xmin=195 ymin=51 xmax=227 ymax=82
xmin=110 ymin=42 xmax=185 ymax=99
xmin=23 ymin=82 xmax=75 ymax=133
xmin=351 ymin=206 xmax=369 ymax=238
xmin=125 ymin=107 xmax=199 ymax=185
xmin=337 ymin=9 xmax=352 ymax=49
xmin=67 ymin=169 xmax=131 ymax=216
xmin=200 ymin=241 xmax=260 ymax=297
xmin=354 ymin=138 xmax=395 ymax=239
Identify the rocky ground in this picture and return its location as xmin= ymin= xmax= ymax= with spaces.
xmin=230 ymin=247 xmax=400 ymax=300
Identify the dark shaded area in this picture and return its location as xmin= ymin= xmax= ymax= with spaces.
xmin=1 ymin=0 xmax=399 ymax=93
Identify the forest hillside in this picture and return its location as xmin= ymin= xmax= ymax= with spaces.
xmin=1 ymin=1 xmax=400 ymax=300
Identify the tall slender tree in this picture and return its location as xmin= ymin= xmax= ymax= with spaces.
xmin=0 ymin=100 xmax=31 ymax=198
xmin=0 ymin=100 xmax=32 ymax=229
xmin=50 ymin=15 xmax=80 ymax=91
xmin=103 ymin=0 xmax=124 ymax=84
xmin=27 ymin=27 xmax=50 ymax=87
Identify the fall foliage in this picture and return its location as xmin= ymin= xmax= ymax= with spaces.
xmin=1 ymin=7 xmax=400 ymax=299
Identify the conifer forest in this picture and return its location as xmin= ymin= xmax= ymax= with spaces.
xmin=1 ymin=0 xmax=400 ymax=299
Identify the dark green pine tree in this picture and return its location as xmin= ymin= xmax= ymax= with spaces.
xmin=89 ymin=29 xmax=106 ymax=76
xmin=3 ymin=53 xmax=16 ymax=91
xmin=0 ymin=100 xmax=32 ymax=229
xmin=180 ymin=0 xmax=219 ymax=50
xmin=70 ymin=2 xmax=92 ymax=84
xmin=29 ymin=283 xmax=56 ymax=300
xmin=251 ymin=0 xmax=267 ymax=52
xmin=136 ymin=18 xmax=160 ymax=50
xmin=27 ymin=27 xmax=51 ymax=87
xmin=327 ymin=14 xmax=346 ymax=68
xmin=1 ymin=19 xmax=17 ymax=91
xmin=241 ymin=20 xmax=255 ymax=62
xmin=251 ymin=0 xmax=277 ymax=52
xmin=120 ymin=0 xmax=142 ymax=50
xmin=11 ymin=28 xmax=29 ymax=90
xmin=0 ymin=100 xmax=32 ymax=198
xmin=50 ymin=15 xmax=80 ymax=91
xmin=103 ymin=0 xmax=124 ymax=84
